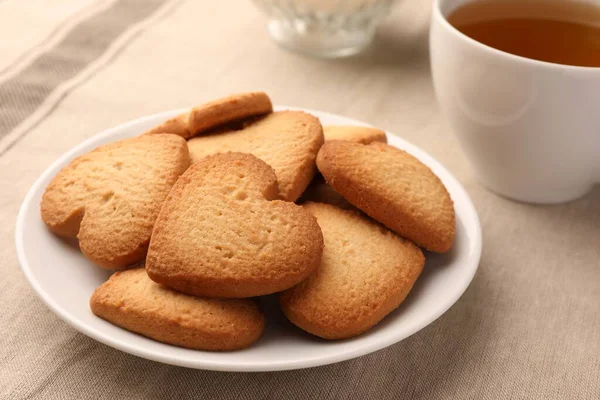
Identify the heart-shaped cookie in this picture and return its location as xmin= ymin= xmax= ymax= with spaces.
xmin=145 ymin=92 xmax=273 ymax=139
xmin=91 ymin=268 xmax=264 ymax=351
xmin=280 ymin=203 xmax=425 ymax=339
xmin=146 ymin=152 xmax=324 ymax=298
xmin=317 ymin=141 xmax=455 ymax=253
xmin=40 ymin=134 xmax=190 ymax=269
xmin=186 ymin=111 xmax=324 ymax=202
xmin=280 ymin=202 xmax=424 ymax=339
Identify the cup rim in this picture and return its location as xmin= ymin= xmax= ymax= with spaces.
xmin=432 ymin=0 xmax=600 ymax=72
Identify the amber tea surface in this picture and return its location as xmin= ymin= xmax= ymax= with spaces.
xmin=447 ymin=0 xmax=600 ymax=67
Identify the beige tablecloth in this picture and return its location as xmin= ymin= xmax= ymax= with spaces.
xmin=1 ymin=0 xmax=598 ymax=398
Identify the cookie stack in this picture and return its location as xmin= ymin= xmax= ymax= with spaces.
xmin=40 ymin=92 xmax=455 ymax=351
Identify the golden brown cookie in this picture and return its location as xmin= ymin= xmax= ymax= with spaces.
xmin=324 ymin=125 xmax=387 ymax=144
xmin=41 ymin=134 xmax=190 ymax=269
xmin=90 ymin=268 xmax=264 ymax=351
xmin=187 ymin=111 xmax=324 ymax=201
xmin=316 ymin=141 xmax=455 ymax=253
xmin=145 ymin=92 xmax=272 ymax=139
xmin=146 ymin=152 xmax=324 ymax=298
xmin=280 ymin=202 xmax=424 ymax=340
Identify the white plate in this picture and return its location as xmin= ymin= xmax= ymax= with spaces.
xmin=16 ymin=107 xmax=482 ymax=372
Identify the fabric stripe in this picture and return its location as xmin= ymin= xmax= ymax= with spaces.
xmin=0 ymin=0 xmax=169 ymax=140
xmin=0 ymin=0 xmax=184 ymax=158
xmin=0 ymin=0 xmax=117 ymax=83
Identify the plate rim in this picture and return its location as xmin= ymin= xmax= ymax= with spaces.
xmin=15 ymin=106 xmax=482 ymax=372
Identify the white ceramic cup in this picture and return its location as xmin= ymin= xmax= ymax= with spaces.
xmin=430 ymin=0 xmax=600 ymax=204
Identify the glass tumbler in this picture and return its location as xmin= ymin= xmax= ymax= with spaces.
xmin=252 ymin=0 xmax=397 ymax=58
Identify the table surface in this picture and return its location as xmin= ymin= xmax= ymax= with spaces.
xmin=1 ymin=0 xmax=598 ymax=399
